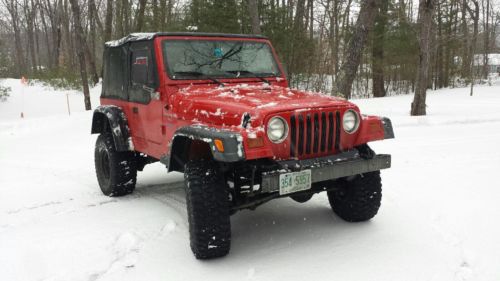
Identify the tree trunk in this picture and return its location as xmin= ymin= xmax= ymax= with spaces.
xmin=152 ymin=0 xmax=159 ymax=30
xmin=468 ymin=0 xmax=479 ymax=96
xmin=167 ymin=0 xmax=173 ymax=26
xmin=68 ymin=0 xmax=91 ymax=110
xmin=40 ymin=4 xmax=53 ymax=69
xmin=482 ymin=0 xmax=490 ymax=79
xmin=160 ymin=0 xmax=167 ymax=30
xmin=23 ymin=0 xmax=38 ymax=73
xmin=248 ymin=0 xmax=261 ymax=34
xmin=308 ymin=0 xmax=313 ymax=40
xmin=135 ymin=0 xmax=147 ymax=31
xmin=435 ymin=0 xmax=445 ymax=89
xmin=115 ymin=0 xmax=123 ymax=37
xmin=372 ymin=0 xmax=389 ymax=98
xmin=84 ymin=46 xmax=99 ymax=85
xmin=88 ymin=0 xmax=103 ymax=35
xmin=61 ymin=0 xmax=76 ymax=68
xmin=3 ymin=0 xmax=27 ymax=76
xmin=411 ymin=0 xmax=435 ymax=116
xmin=460 ymin=0 xmax=470 ymax=79
xmin=123 ymin=0 xmax=131 ymax=34
xmin=104 ymin=0 xmax=113 ymax=42
xmin=287 ymin=0 xmax=306 ymax=75
xmin=334 ymin=0 xmax=339 ymax=76
xmin=46 ymin=0 xmax=62 ymax=69
xmin=86 ymin=0 xmax=99 ymax=84
xmin=334 ymin=0 xmax=380 ymax=99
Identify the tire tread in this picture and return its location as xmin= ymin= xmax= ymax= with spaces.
xmin=327 ymin=171 xmax=382 ymax=222
xmin=185 ymin=160 xmax=231 ymax=259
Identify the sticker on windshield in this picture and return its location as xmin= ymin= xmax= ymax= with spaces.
xmin=214 ymin=47 xmax=223 ymax=58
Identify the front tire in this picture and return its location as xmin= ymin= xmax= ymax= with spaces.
xmin=94 ymin=133 xmax=137 ymax=196
xmin=184 ymin=160 xmax=231 ymax=259
xmin=327 ymin=171 xmax=382 ymax=222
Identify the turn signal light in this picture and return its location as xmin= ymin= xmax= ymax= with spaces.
xmin=214 ymin=139 xmax=225 ymax=152
xmin=247 ymin=137 xmax=264 ymax=148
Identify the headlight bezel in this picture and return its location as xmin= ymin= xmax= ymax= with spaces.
xmin=343 ymin=109 xmax=360 ymax=134
xmin=267 ymin=116 xmax=289 ymax=143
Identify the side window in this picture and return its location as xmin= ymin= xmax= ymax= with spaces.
xmin=103 ymin=47 xmax=128 ymax=100
xmin=131 ymin=50 xmax=149 ymax=86
xmin=129 ymin=43 xmax=156 ymax=104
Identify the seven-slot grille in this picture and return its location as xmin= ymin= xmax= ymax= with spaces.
xmin=289 ymin=111 xmax=341 ymax=158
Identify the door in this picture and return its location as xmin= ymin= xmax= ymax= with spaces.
xmin=128 ymin=43 xmax=164 ymax=146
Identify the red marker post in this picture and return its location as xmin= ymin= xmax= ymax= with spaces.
xmin=20 ymin=76 xmax=28 ymax=118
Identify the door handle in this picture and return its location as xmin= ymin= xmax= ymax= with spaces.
xmin=132 ymin=107 xmax=139 ymax=113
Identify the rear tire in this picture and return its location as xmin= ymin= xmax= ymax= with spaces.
xmin=94 ymin=133 xmax=137 ymax=196
xmin=327 ymin=171 xmax=382 ymax=222
xmin=184 ymin=160 xmax=231 ymax=259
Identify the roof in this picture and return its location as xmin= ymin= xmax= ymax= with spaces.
xmin=105 ymin=32 xmax=269 ymax=47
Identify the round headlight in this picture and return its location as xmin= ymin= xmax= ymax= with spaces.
xmin=267 ymin=117 xmax=288 ymax=143
xmin=343 ymin=110 xmax=360 ymax=134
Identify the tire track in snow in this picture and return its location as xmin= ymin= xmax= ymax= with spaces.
xmin=5 ymin=200 xmax=68 ymax=214
xmin=86 ymin=183 xmax=187 ymax=281
xmin=134 ymin=181 xmax=187 ymax=220
xmin=87 ymin=232 xmax=141 ymax=281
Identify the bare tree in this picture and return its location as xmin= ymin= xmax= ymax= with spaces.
xmin=87 ymin=0 xmax=100 ymax=84
xmin=160 ymin=0 xmax=167 ymax=30
xmin=372 ymin=0 xmax=389 ymax=97
xmin=2 ymin=0 xmax=26 ymax=76
xmin=334 ymin=0 xmax=380 ymax=99
xmin=42 ymin=0 xmax=62 ymax=69
xmin=411 ymin=0 xmax=436 ymax=116
xmin=104 ymin=0 xmax=113 ymax=42
xmin=152 ymin=0 xmax=159 ymax=30
xmin=68 ymin=0 xmax=91 ymax=110
xmin=114 ymin=0 xmax=123 ymax=37
xmin=481 ymin=0 xmax=490 ymax=79
xmin=467 ymin=0 xmax=479 ymax=96
xmin=23 ymin=0 xmax=38 ymax=73
xmin=460 ymin=0 xmax=470 ymax=79
xmin=135 ymin=0 xmax=147 ymax=31
xmin=248 ymin=0 xmax=261 ymax=34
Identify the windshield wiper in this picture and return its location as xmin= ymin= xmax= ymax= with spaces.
xmin=173 ymin=71 xmax=225 ymax=87
xmin=225 ymin=70 xmax=272 ymax=84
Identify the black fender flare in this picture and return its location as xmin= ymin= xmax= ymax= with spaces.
xmin=381 ymin=117 xmax=395 ymax=139
xmin=91 ymin=105 xmax=132 ymax=151
xmin=166 ymin=126 xmax=245 ymax=172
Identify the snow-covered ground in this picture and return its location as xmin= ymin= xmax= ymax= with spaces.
xmin=1 ymin=78 xmax=499 ymax=281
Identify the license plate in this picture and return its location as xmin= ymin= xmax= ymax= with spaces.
xmin=279 ymin=170 xmax=312 ymax=195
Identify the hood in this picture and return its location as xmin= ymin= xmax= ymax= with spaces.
xmin=173 ymin=83 xmax=356 ymax=128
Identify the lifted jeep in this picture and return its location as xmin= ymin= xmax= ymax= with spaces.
xmin=92 ymin=32 xmax=394 ymax=259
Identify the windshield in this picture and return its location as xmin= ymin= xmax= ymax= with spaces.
xmin=162 ymin=39 xmax=281 ymax=80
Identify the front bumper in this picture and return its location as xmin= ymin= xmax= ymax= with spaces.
xmin=260 ymin=151 xmax=391 ymax=193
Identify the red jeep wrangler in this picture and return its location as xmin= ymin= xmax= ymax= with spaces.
xmin=91 ymin=32 xmax=394 ymax=259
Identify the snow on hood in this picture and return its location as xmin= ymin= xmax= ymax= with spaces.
xmin=173 ymin=83 xmax=356 ymax=129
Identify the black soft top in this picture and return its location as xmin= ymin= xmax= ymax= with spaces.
xmin=105 ymin=32 xmax=268 ymax=48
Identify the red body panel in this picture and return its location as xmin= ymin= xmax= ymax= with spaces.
xmin=101 ymin=35 xmax=388 ymax=161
